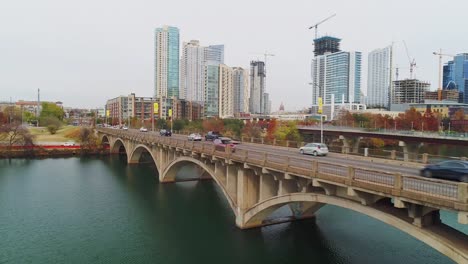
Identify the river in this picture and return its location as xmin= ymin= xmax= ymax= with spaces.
xmin=0 ymin=157 xmax=466 ymax=264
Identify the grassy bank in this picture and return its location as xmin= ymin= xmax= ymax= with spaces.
xmin=29 ymin=126 xmax=80 ymax=143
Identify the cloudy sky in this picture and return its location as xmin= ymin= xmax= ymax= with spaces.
xmin=1 ymin=0 xmax=466 ymax=111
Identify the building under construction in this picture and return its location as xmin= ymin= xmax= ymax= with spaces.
xmin=424 ymin=90 xmax=460 ymax=102
xmin=313 ymin=36 xmax=341 ymax=56
xmin=392 ymin=79 xmax=430 ymax=104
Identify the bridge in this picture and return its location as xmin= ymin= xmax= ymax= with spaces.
xmin=298 ymin=125 xmax=468 ymax=146
xmin=97 ymin=128 xmax=468 ymax=263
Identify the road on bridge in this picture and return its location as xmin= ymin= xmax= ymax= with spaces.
xmin=129 ymin=129 xmax=423 ymax=177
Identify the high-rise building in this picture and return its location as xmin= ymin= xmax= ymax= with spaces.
xmin=155 ymin=25 xmax=180 ymax=99
xmin=313 ymin=36 xmax=341 ymax=56
xmin=392 ymin=79 xmax=430 ymax=104
xmin=180 ymin=40 xmax=205 ymax=102
xmin=218 ymin=64 xmax=234 ymax=118
xmin=367 ymin=46 xmax=392 ymax=109
xmin=263 ymin=93 xmax=271 ymax=114
xmin=204 ymin=64 xmax=219 ymax=117
xmin=232 ymin=67 xmax=249 ymax=114
xmin=180 ymin=41 xmax=224 ymax=104
xmin=443 ymin=53 xmax=468 ymax=103
xmin=205 ymin=45 xmax=224 ymax=64
xmin=249 ymin=61 xmax=266 ymax=114
xmin=312 ymin=51 xmax=362 ymax=104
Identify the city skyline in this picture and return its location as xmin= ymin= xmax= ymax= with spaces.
xmin=1 ymin=0 xmax=467 ymax=110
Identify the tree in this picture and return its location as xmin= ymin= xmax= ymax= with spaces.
xmin=172 ymin=119 xmax=186 ymax=131
xmin=0 ymin=122 xmax=35 ymax=157
xmin=40 ymin=102 xmax=65 ymax=121
xmin=242 ymin=120 xmax=262 ymax=138
xmin=265 ymin=119 xmax=278 ymax=142
xmin=202 ymin=118 xmax=224 ymax=132
xmin=274 ymin=121 xmax=302 ymax=142
xmin=156 ymin=118 xmax=168 ymax=129
xmin=223 ymin=119 xmax=244 ymax=138
xmin=40 ymin=116 xmax=62 ymax=134
xmin=79 ymin=127 xmax=98 ymax=153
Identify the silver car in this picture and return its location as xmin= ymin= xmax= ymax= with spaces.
xmin=299 ymin=143 xmax=328 ymax=156
xmin=187 ymin=133 xmax=202 ymax=141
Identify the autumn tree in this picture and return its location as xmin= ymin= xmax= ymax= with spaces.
xmin=202 ymin=118 xmax=224 ymax=132
xmin=242 ymin=120 xmax=262 ymax=138
xmin=274 ymin=121 xmax=302 ymax=142
xmin=79 ymin=127 xmax=98 ymax=153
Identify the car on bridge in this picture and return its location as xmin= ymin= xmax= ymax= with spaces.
xmin=213 ymin=137 xmax=236 ymax=153
xmin=160 ymin=129 xmax=172 ymax=136
xmin=420 ymin=160 xmax=468 ymax=182
xmin=299 ymin=143 xmax=328 ymax=156
xmin=188 ymin=133 xmax=202 ymax=141
xmin=205 ymin=131 xmax=222 ymax=141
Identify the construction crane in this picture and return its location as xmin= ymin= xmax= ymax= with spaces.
xmin=250 ymin=52 xmax=275 ymax=70
xmin=308 ymin=14 xmax=336 ymax=39
xmin=433 ymin=49 xmax=455 ymax=101
xmin=403 ymin=40 xmax=417 ymax=79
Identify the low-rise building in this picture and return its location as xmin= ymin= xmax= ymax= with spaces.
xmin=410 ymin=102 xmax=468 ymax=118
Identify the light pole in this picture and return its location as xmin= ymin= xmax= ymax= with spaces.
xmin=152 ymin=98 xmax=155 ymax=132
xmin=320 ymin=114 xmax=324 ymax=144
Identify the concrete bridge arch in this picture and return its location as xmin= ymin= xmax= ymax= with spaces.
xmin=242 ymin=193 xmax=467 ymax=264
xmin=128 ymin=144 xmax=161 ymax=174
xmin=161 ymin=156 xmax=238 ymax=214
xmin=110 ymin=138 xmax=127 ymax=154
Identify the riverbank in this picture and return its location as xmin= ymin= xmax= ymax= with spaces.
xmin=0 ymin=147 xmax=108 ymax=159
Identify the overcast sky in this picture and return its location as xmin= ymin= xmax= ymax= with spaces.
xmin=1 ymin=0 xmax=466 ymax=111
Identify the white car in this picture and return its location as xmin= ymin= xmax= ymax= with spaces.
xmin=139 ymin=127 xmax=148 ymax=132
xmin=122 ymin=126 xmax=128 ymax=130
xmin=187 ymin=133 xmax=202 ymax=141
xmin=299 ymin=143 xmax=328 ymax=156
xmin=63 ymin=141 xmax=75 ymax=146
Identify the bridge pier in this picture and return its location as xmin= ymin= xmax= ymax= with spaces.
xmin=399 ymin=141 xmax=421 ymax=162
xmin=340 ymin=136 xmax=362 ymax=154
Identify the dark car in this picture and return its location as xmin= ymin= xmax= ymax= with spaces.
xmin=213 ymin=137 xmax=236 ymax=153
xmin=205 ymin=131 xmax=221 ymax=141
xmin=160 ymin=129 xmax=172 ymax=136
xmin=420 ymin=160 xmax=468 ymax=182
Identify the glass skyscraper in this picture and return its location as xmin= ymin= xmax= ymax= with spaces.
xmin=443 ymin=53 xmax=468 ymax=103
xmin=312 ymin=51 xmax=362 ymax=104
xmin=204 ymin=65 xmax=219 ymax=117
xmin=155 ymin=26 xmax=180 ymax=99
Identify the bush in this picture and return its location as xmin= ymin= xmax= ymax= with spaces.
xmin=47 ymin=125 xmax=58 ymax=135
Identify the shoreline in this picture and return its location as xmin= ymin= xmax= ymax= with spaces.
xmin=0 ymin=148 xmax=109 ymax=159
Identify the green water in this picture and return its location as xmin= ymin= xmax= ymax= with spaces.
xmin=0 ymin=157 xmax=465 ymax=264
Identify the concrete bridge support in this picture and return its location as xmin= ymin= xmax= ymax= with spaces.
xmin=399 ymin=141 xmax=421 ymax=162
xmin=340 ymin=136 xmax=362 ymax=154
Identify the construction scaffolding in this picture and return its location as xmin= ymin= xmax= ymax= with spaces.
xmin=392 ymin=79 xmax=430 ymax=104
xmin=313 ymin=36 xmax=341 ymax=56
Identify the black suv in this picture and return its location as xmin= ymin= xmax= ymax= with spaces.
xmin=160 ymin=129 xmax=172 ymax=136
xmin=205 ymin=131 xmax=221 ymax=141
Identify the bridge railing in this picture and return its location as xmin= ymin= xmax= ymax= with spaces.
xmin=98 ymin=128 xmax=467 ymax=210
